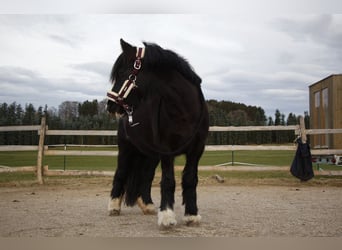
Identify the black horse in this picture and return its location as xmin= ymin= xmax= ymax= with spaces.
xmin=106 ymin=39 xmax=209 ymax=227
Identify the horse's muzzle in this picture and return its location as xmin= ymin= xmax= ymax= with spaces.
xmin=107 ymin=101 xmax=124 ymax=116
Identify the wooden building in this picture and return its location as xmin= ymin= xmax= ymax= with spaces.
xmin=309 ymin=74 xmax=342 ymax=149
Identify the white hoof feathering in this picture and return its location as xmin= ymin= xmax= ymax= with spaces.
xmin=183 ymin=214 xmax=202 ymax=226
xmin=158 ymin=208 xmax=177 ymax=227
xmin=108 ymin=197 xmax=122 ymax=216
xmin=137 ymin=197 xmax=156 ymax=215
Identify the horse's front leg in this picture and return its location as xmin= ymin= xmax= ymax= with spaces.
xmin=158 ymin=156 xmax=177 ymax=227
xmin=108 ymin=148 xmax=130 ymax=216
xmin=181 ymin=146 xmax=204 ymax=225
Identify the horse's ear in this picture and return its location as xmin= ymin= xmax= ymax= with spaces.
xmin=120 ymin=39 xmax=136 ymax=59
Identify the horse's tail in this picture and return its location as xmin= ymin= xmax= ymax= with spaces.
xmin=124 ymin=154 xmax=158 ymax=206
xmin=124 ymin=156 xmax=143 ymax=206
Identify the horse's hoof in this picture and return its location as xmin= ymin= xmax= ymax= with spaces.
xmin=109 ymin=209 xmax=121 ymax=216
xmin=143 ymin=204 xmax=157 ymax=215
xmin=183 ymin=214 xmax=201 ymax=226
xmin=158 ymin=208 xmax=177 ymax=228
xmin=137 ymin=197 xmax=157 ymax=215
xmin=108 ymin=197 xmax=122 ymax=216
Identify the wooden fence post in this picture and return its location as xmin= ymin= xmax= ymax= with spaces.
xmin=37 ymin=116 xmax=46 ymax=184
xmin=299 ymin=116 xmax=307 ymax=143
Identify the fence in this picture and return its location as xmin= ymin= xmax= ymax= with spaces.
xmin=1 ymin=116 xmax=342 ymax=184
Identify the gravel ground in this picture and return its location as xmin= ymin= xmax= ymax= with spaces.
xmin=0 ymin=177 xmax=342 ymax=237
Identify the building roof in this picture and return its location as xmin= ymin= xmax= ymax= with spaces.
xmin=309 ymin=74 xmax=342 ymax=88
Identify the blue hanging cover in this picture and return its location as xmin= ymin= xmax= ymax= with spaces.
xmin=290 ymin=137 xmax=314 ymax=181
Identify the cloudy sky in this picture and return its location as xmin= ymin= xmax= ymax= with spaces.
xmin=1 ymin=1 xmax=342 ymax=117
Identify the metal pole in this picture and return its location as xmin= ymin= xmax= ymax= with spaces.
xmin=232 ymin=150 xmax=234 ymax=166
xmin=230 ymin=132 xmax=234 ymax=166
xmin=64 ymin=143 xmax=66 ymax=171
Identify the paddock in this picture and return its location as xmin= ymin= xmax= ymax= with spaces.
xmin=1 ymin=118 xmax=342 ymax=237
xmin=1 ymin=176 xmax=341 ymax=237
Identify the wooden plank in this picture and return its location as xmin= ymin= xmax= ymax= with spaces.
xmin=195 ymin=166 xmax=289 ymax=171
xmin=205 ymin=145 xmax=296 ymax=151
xmin=311 ymin=149 xmax=342 ymax=155
xmin=42 ymin=167 xmax=342 ymax=176
xmin=43 ymin=169 xmax=115 ymax=177
xmin=0 ymin=166 xmax=36 ymax=173
xmin=306 ymin=129 xmax=342 ymax=135
xmin=0 ymin=125 xmax=40 ymax=132
xmin=209 ymin=125 xmax=298 ymax=132
xmin=3 ymin=126 xmax=341 ymax=136
xmin=299 ymin=116 xmax=307 ymax=143
xmin=1 ymin=126 xmax=301 ymax=134
xmin=314 ymin=170 xmax=342 ymax=176
xmin=37 ymin=116 xmax=46 ymax=184
xmin=44 ymin=150 xmax=118 ymax=156
xmin=0 ymin=145 xmax=39 ymax=151
xmin=45 ymin=130 xmax=117 ymax=136
xmin=47 ymin=144 xmax=117 ymax=148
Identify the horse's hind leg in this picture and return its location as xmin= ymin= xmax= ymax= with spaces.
xmin=137 ymin=157 xmax=159 ymax=215
xmin=158 ymin=156 xmax=177 ymax=227
xmin=182 ymin=144 xmax=205 ymax=225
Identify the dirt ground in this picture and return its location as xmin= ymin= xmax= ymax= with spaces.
xmin=1 ymin=176 xmax=342 ymax=237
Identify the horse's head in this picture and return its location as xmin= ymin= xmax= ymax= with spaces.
xmin=107 ymin=39 xmax=202 ymax=124
xmin=106 ymin=39 xmax=145 ymax=118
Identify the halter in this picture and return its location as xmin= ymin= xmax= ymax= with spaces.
xmin=107 ymin=47 xmax=145 ymax=125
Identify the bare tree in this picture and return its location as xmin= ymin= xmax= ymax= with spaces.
xmin=58 ymin=101 xmax=79 ymax=122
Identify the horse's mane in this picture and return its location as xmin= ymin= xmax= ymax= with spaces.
xmin=142 ymin=42 xmax=202 ymax=85
xmin=110 ymin=53 xmax=124 ymax=83
xmin=110 ymin=42 xmax=202 ymax=86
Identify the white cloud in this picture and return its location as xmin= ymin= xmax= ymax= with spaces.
xmin=0 ymin=13 xmax=341 ymax=117
xmin=1 ymin=0 xmax=342 ymax=14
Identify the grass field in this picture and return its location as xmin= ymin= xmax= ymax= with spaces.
xmin=1 ymin=149 xmax=342 ymax=184
xmin=0 ymin=149 xmax=340 ymax=171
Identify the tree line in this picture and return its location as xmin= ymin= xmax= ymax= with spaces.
xmin=206 ymin=100 xmax=309 ymax=145
xmin=0 ymin=100 xmax=309 ymax=146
